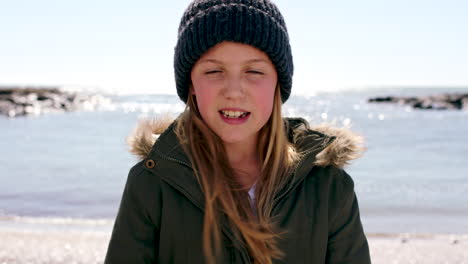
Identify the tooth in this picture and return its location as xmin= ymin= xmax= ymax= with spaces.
xmin=221 ymin=110 xmax=247 ymax=118
xmin=222 ymin=111 xmax=232 ymax=117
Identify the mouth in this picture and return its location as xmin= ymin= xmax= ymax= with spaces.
xmin=219 ymin=110 xmax=250 ymax=119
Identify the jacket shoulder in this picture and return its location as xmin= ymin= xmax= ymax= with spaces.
xmin=308 ymin=165 xmax=355 ymax=195
xmin=302 ymin=165 xmax=357 ymax=222
xmin=123 ymin=160 xmax=165 ymax=226
xmin=127 ymin=159 xmax=162 ymax=184
xmin=105 ymin=161 xmax=164 ymax=263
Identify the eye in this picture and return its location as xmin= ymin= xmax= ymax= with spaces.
xmin=247 ymin=70 xmax=264 ymax=75
xmin=205 ymin=70 xmax=222 ymax=75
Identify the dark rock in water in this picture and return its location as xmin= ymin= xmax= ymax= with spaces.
xmin=0 ymin=86 xmax=111 ymax=117
xmin=368 ymin=93 xmax=468 ymax=110
xmin=368 ymin=96 xmax=398 ymax=103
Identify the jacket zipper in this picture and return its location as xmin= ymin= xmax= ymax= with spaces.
xmin=154 ymin=149 xmax=193 ymax=169
xmin=154 ymin=152 xmax=252 ymax=263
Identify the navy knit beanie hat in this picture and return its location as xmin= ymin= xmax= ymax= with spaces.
xmin=174 ymin=0 xmax=293 ymax=103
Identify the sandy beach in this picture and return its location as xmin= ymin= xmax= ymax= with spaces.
xmin=0 ymin=228 xmax=467 ymax=264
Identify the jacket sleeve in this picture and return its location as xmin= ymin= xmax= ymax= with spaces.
xmin=326 ymin=169 xmax=371 ymax=264
xmin=105 ymin=163 xmax=162 ymax=264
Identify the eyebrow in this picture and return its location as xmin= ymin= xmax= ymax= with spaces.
xmin=197 ymin=58 xmax=270 ymax=64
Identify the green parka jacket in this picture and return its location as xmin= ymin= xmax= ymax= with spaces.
xmin=105 ymin=117 xmax=371 ymax=264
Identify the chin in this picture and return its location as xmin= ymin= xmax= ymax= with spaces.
xmin=219 ymin=135 xmax=246 ymax=145
xmin=218 ymin=131 xmax=258 ymax=146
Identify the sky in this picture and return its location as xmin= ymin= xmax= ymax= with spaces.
xmin=0 ymin=0 xmax=467 ymax=95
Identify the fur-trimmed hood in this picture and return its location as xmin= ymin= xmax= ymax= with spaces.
xmin=127 ymin=117 xmax=365 ymax=169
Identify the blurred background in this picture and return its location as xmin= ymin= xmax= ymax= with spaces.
xmin=1 ymin=0 xmax=467 ymax=236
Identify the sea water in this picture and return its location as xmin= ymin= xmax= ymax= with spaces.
xmin=1 ymin=87 xmax=467 ymax=234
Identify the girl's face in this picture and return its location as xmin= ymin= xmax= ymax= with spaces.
xmin=190 ymin=41 xmax=278 ymax=146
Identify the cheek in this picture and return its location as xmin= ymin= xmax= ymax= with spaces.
xmin=192 ymin=80 xmax=217 ymax=119
xmin=194 ymin=92 xmax=212 ymax=117
xmin=253 ymin=81 xmax=276 ymax=118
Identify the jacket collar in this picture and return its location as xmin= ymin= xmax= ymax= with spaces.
xmin=128 ymin=117 xmax=365 ymax=211
xmin=128 ymin=117 xmax=365 ymax=170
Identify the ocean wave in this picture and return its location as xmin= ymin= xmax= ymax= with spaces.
xmin=0 ymin=214 xmax=113 ymax=227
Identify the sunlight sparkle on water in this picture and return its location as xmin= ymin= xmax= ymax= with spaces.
xmin=342 ymin=118 xmax=352 ymax=126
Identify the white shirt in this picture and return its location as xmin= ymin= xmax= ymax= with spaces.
xmin=248 ymin=183 xmax=257 ymax=215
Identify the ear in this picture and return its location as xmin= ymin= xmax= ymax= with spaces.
xmin=189 ymin=84 xmax=195 ymax=95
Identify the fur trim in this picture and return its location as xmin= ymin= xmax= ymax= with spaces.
xmin=127 ymin=117 xmax=172 ymax=160
xmin=127 ymin=118 xmax=365 ymax=168
xmin=311 ymin=124 xmax=366 ymax=168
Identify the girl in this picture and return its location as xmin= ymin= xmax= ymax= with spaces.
xmin=105 ymin=0 xmax=371 ymax=263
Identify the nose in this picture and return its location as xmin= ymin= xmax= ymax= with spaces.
xmin=221 ymin=74 xmax=245 ymax=99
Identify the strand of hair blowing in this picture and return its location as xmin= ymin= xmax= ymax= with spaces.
xmin=175 ymin=87 xmax=299 ymax=264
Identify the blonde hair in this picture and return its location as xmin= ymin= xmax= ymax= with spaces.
xmin=175 ymin=85 xmax=299 ymax=264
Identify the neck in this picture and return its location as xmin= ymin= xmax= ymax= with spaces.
xmin=224 ymin=139 xmax=261 ymax=188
